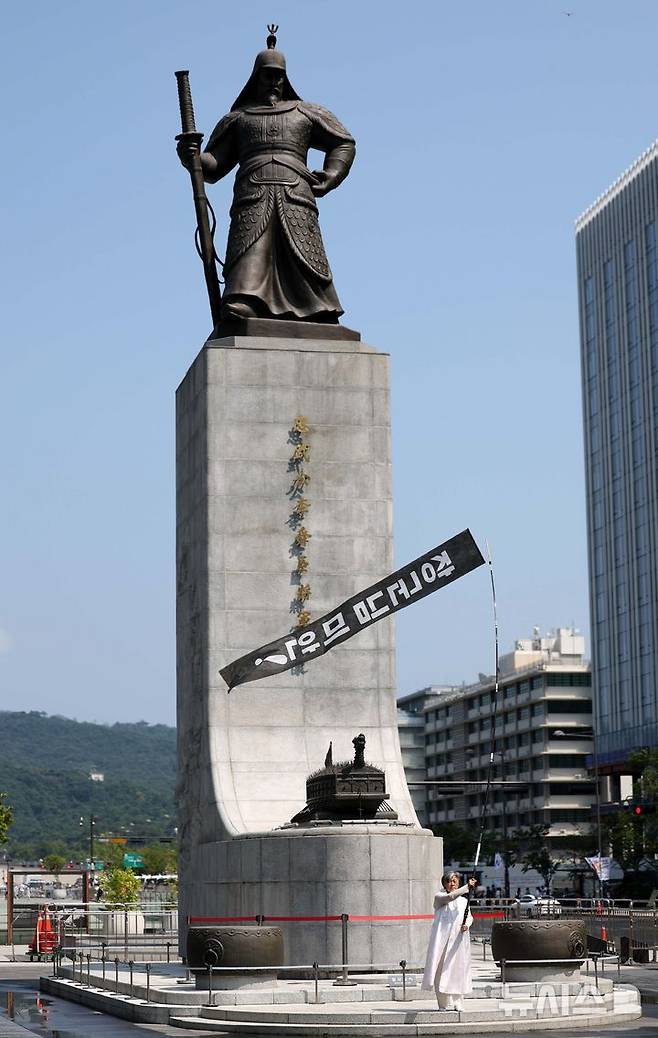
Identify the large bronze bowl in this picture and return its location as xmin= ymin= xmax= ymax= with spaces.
xmin=492 ymin=919 xmax=587 ymax=963
xmin=186 ymin=924 xmax=284 ymax=970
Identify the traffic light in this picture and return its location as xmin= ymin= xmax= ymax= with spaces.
xmin=621 ymin=800 xmax=656 ymax=815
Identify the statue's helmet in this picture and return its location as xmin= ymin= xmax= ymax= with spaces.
xmin=231 ymin=26 xmax=300 ymax=110
xmin=252 ymin=43 xmax=287 ymax=73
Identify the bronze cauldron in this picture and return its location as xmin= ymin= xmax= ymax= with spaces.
xmin=492 ymin=919 xmax=587 ymax=964
xmin=186 ymin=924 xmax=284 ymax=971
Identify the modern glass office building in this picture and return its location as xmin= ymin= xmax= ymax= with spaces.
xmin=576 ymin=143 xmax=658 ymax=766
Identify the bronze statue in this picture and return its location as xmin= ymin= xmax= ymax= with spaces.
xmin=177 ymin=27 xmax=355 ymax=326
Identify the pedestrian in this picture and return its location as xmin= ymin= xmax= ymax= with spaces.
xmin=421 ymin=872 xmax=477 ymax=1011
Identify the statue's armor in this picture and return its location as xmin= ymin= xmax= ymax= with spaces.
xmin=205 ymin=100 xmax=354 ymax=319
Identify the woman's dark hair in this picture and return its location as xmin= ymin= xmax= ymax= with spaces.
xmin=442 ymin=871 xmax=459 ymax=888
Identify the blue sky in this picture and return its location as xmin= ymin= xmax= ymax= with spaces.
xmin=2 ymin=0 xmax=657 ymax=724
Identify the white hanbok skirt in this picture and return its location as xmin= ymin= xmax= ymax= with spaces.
xmin=421 ymin=894 xmax=473 ymax=994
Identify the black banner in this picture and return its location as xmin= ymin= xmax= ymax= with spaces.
xmin=220 ymin=528 xmax=485 ymax=691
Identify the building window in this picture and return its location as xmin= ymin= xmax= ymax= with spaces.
xmin=548 ymin=783 xmax=596 ymax=796
xmin=547 ymin=754 xmax=587 ymax=768
xmin=545 ymin=673 xmax=592 ymax=687
xmin=546 ymin=700 xmax=593 ymax=714
xmin=548 ymin=810 xmax=590 ymax=824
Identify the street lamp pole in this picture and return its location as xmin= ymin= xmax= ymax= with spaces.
xmin=553 ymin=727 xmax=602 ymax=898
xmin=464 ymin=747 xmax=513 ymax=898
xmin=81 ymin=815 xmax=97 ymax=870
xmin=493 ymin=750 xmax=510 ymax=898
xmin=501 ymin=796 xmax=510 ymax=899
xmin=591 ymin=734 xmax=604 ymax=901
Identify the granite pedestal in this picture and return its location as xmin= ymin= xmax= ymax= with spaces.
xmin=176 ymin=333 xmax=442 ymax=963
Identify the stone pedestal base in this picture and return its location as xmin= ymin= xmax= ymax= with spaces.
xmin=185 ymin=824 xmax=442 ymax=967
xmin=192 ymin=971 xmax=275 ymax=991
xmin=502 ymin=962 xmax=584 ymax=983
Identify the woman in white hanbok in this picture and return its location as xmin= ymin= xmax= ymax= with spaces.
xmin=421 ymin=872 xmax=477 ymax=1011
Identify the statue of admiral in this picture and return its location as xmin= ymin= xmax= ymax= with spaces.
xmin=177 ymin=28 xmax=355 ymax=324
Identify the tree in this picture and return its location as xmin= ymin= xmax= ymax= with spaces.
xmin=430 ymin=823 xmax=498 ymax=865
xmin=100 ymin=868 xmax=141 ymax=905
xmin=603 ymin=812 xmax=638 ymax=870
xmin=512 ymin=828 xmax=594 ymax=895
xmin=516 ymin=825 xmax=562 ymax=894
xmin=140 ymin=843 xmax=177 ymax=875
xmin=98 ymin=842 xmax=127 ymax=870
xmin=629 ymin=748 xmax=658 ymax=797
xmin=626 ymin=748 xmax=658 ymax=857
xmin=43 ymin=853 xmax=66 ymax=875
xmin=0 ymin=792 xmax=13 ymax=845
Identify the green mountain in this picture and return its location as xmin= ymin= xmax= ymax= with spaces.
xmin=0 ymin=711 xmax=176 ymax=860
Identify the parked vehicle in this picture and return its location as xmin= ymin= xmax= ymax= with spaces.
xmin=512 ymin=893 xmax=562 ymax=916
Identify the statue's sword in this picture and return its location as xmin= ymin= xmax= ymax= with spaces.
xmin=175 ymin=70 xmax=223 ymax=328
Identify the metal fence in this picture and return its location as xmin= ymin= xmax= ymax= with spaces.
xmin=9 ymin=901 xmax=178 ymax=962
xmin=469 ymin=899 xmax=658 ymax=963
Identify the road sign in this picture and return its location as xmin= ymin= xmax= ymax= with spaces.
xmin=123 ymin=852 xmax=144 ymax=869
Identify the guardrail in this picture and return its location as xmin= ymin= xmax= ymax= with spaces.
xmin=10 ymin=901 xmax=178 ymax=962
xmin=50 ymin=950 xmax=625 ymax=1007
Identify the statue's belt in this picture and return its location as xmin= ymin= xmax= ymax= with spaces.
xmin=237 ymin=153 xmax=313 ymax=185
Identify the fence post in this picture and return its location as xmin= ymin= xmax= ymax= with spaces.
xmin=166 ymin=941 xmax=171 ymax=964
xmin=593 ymin=955 xmax=599 ymax=992
xmin=206 ymin=963 xmax=213 ymax=1008
xmin=400 ymin=959 xmax=407 ymax=1001
xmin=114 ymin=957 xmax=120 ymax=994
xmin=86 ymin=953 xmax=91 ymax=986
xmin=333 ymin=914 xmax=356 ymax=986
xmin=145 ymin=962 xmax=151 ymax=1002
xmin=501 ymin=958 xmax=506 ymax=998
xmin=101 ymin=942 xmax=107 ymax=982
xmin=629 ymin=909 xmax=635 ymax=962
xmin=128 ymin=961 xmax=134 ymax=998
xmin=312 ymin=961 xmax=319 ymax=1004
xmin=123 ymin=905 xmax=129 ymax=963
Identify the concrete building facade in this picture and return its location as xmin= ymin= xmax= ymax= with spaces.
xmin=577 ymin=143 xmax=658 ymax=767
xmin=396 ymin=687 xmax=455 ymax=828
xmin=413 ymin=629 xmax=594 ymax=841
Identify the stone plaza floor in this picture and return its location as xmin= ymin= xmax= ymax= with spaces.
xmin=0 ymin=947 xmax=655 ymax=1037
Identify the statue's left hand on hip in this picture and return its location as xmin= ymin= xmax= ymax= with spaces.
xmin=310 ymin=170 xmax=334 ymax=197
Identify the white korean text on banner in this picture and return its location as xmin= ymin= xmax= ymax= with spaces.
xmin=220 ymin=528 xmax=485 ymax=691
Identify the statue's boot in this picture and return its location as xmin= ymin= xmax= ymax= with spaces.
xmin=222 ymin=298 xmax=260 ymax=320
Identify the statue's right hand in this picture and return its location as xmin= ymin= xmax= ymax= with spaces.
xmin=176 ymin=137 xmax=198 ymax=170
